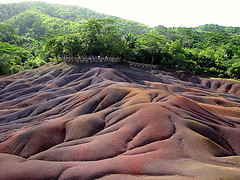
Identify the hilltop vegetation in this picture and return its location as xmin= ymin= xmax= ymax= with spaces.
xmin=0 ymin=2 xmax=240 ymax=79
xmin=0 ymin=2 xmax=149 ymax=36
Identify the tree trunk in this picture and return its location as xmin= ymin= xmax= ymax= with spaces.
xmin=151 ymin=56 xmax=154 ymax=65
xmin=56 ymin=55 xmax=59 ymax=62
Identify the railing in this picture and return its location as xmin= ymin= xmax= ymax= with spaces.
xmin=125 ymin=60 xmax=159 ymax=69
xmin=61 ymin=56 xmax=121 ymax=63
xmin=61 ymin=56 xmax=159 ymax=69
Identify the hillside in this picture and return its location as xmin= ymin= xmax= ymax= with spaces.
xmin=3 ymin=2 xmax=240 ymax=38
xmin=0 ymin=62 xmax=240 ymax=179
xmin=0 ymin=1 xmax=240 ymax=80
xmin=0 ymin=2 xmax=150 ymax=36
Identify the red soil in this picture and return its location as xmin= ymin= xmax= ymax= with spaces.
xmin=0 ymin=62 xmax=240 ymax=179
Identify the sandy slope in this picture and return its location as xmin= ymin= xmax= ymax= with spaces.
xmin=0 ymin=62 xmax=240 ymax=179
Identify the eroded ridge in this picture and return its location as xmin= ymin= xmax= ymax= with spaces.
xmin=0 ymin=62 xmax=240 ymax=179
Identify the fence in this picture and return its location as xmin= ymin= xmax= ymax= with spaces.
xmin=61 ymin=56 xmax=159 ymax=69
xmin=125 ymin=60 xmax=159 ymax=69
xmin=61 ymin=56 xmax=121 ymax=63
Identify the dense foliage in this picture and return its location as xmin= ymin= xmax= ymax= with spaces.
xmin=1 ymin=2 xmax=240 ymax=79
xmin=0 ymin=23 xmax=46 ymax=74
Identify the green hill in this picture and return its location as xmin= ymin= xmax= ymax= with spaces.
xmin=0 ymin=2 xmax=240 ymax=79
xmin=0 ymin=2 xmax=150 ymax=37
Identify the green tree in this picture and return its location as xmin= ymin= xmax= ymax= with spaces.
xmin=32 ymin=20 xmax=46 ymax=38
xmin=0 ymin=23 xmax=17 ymax=43
xmin=227 ymin=60 xmax=240 ymax=79
xmin=63 ymin=34 xmax=84 ymax=56
xmin=136 ymin=33 xmax=167 ymax=64
xmin=81 ymin=19 xmax=124 ymax=56
xmin=43 ymin=36 xmax=63 ymax=61
xmin=82 ymin=19 xmax=106 ymax=56
xmin=0 ymin=42 xmax=33 ymax=74
xmin=122 ymin=33 xmax=137 ymax=61
xmin=168 ymin=40 xmax=186 ymax=67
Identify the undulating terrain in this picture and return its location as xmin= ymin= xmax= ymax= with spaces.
xmin=0 ymin=62 xmax=240 ymax=179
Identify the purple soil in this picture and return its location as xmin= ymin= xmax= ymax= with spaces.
xmin=0 ymin=62 xmax=240 ymax=179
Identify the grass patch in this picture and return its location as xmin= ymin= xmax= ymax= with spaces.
xmin=209 ymin=77 xmax=240 ymax=82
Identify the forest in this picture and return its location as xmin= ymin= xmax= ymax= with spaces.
xmin=1 ymin=2 xmax=240 ymax=79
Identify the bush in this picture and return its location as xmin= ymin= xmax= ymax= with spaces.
xmin=23 ymin=57 xmax=46 ymax=70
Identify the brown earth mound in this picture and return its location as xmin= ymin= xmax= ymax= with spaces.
xmin=0 ymin=62 xmax=240 ymax=180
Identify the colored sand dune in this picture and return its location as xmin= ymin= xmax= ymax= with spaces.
xmin=0 ymin=62 xmax=240 ymax=179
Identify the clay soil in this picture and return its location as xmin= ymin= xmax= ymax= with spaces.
xmin=0 ymin=62 xmax=240 ymax=179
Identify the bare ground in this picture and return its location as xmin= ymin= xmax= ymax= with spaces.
xmin=0 ymin=62 xmax=240 ymax=179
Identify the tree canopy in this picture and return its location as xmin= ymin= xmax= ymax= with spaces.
xmin=1 ymin=2 xmax=240 ymax=79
